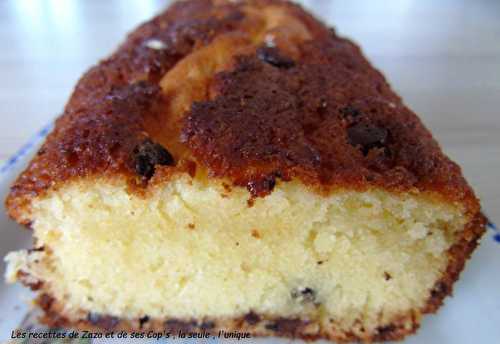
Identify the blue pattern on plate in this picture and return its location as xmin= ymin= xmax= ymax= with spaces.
xmin=487 ymin=220 xmax=500 ymax=243
xmin=0 ymin=122 xmax=53 ymax=175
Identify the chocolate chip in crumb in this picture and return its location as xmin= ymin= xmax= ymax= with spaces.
xmin=347 ymin=123 xmax=388 ymax=155
xmin=257 ymin=46 xmax=295 ymax=69
xmin=28 ymin=247 xmax=44 ymax=253
xmin=291 ymin=287 xmax=317 ymax=304
xmin=384 ymin=271 xmax=392 ymax=281
xmin=139 ymin=315 xmax=150 ymax=328
xmin=133 ymin=139 xmax=174 ymax=178
xmin=376 ymin=324 xmax=396 ymax=337
xmin=244 ymin=312 xmax=260 ymax=325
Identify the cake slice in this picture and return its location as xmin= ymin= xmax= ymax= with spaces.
xmin=4 ymin=0 xmax=485 ymax=342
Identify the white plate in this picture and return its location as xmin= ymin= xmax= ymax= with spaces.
xmin=0 ymin=125 xmax=498 ymax=343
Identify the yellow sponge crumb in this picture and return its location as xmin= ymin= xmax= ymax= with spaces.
xmin=6 ymin=175 xmax=466 ymax=333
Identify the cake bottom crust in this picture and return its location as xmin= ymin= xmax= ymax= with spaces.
xmin=26 ymin=213 xmax=485 ymax=343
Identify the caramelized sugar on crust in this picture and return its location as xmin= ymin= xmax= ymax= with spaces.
xmin=182 ymin=44 xmax=472 ymax=200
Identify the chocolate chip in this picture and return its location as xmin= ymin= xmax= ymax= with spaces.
xmin=244 ymin=312 xmax=260 ymax=325
xmin=28 ymin=247 xmax=44 ymax=253
xmin=133 ymin=139 xmax=174 ymax=178
xmin=291 ymin=287 xmax=317 ymax=304
xmin=247 ymin=174 xmax=276 ymax=197
xmin=340 ymin=105 xmax=361 ymax=118
xmin=257 ymin=47 xmax=295 ymax=69
xmin=384 ymin=271 xmax=392 ymax=281
xmin=139 ymin=315 xmax=150 ymax=328
xmin=376 ymin=324 xmax=396 ymax=336
xmin=430 ymin=281 xmax=448 ymax=298
xmin=347 ymin=123 xmax=388 ymax=155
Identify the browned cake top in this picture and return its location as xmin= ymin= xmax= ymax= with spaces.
xmin=182 ymin=42 xmax=469 ymax=200
xmin=6 ymin=0 xmax=479 ymax=219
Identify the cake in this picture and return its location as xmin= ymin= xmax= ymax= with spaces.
xmin=4 ymin=0 xmax=485 ymax=342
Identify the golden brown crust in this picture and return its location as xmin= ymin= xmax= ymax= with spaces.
xmin=424 ymin=212 xmax=486 ymax=313
xmin=5 ymin=0 xmax=481 ymax=223
xmin=34 ymin=292 xmax=419 ymax=342
xmin=17 ymin=213 xmax=485 ymax=342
